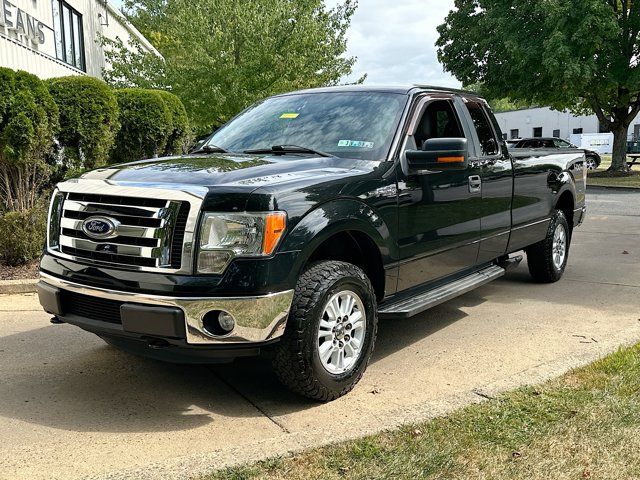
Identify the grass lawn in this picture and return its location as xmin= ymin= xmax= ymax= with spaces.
xmin=587 ymin=155 xmax=640 ymax=188
xmin=202 ymin=343 xmax=640 ymax=480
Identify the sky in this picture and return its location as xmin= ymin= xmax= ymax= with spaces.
xmin=326 ymin=0 xmax=460 ymax=88
xmin=110 ymin=0 xmax=460 ymax=88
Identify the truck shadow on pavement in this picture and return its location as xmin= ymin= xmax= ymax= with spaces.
xmin=0 ymin=294 xmax=481 ymax=434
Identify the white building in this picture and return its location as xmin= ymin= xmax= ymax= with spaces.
xmin=494 ymin=106 xmax=640 ymax=142
xmin=0 ymin=0 xmax=158 ymax=80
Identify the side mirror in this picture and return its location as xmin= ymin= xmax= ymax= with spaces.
xmin=405 ymin=138 xmax=468 ymax=174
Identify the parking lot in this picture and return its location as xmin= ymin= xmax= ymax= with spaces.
xmin=1 ymin=189 xmax=638 ymax=480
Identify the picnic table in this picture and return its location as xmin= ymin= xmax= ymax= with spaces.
xmin=627 ymin=154 xmax=640 ymax=169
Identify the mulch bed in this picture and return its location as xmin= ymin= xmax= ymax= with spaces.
xmin=0 ymin=260 xmax=39 ymax=281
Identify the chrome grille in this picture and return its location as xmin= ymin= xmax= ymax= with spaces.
xmin=56 ymin=192 xmax=189 ymax=270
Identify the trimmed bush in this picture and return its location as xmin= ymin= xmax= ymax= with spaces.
xmin=155 ymin=90 xmax=190 ymax=155
xmin=47 ymin=76 xmax=120 ymax=170
xmin=0 ymin=67 xmax=58 ymax=212
xmin=0 ymin=203 xmax=47 ymax=266
xmin=110 ymin=88 xmax=172 ymax=164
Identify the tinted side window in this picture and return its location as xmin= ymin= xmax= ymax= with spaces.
xmin=414 ymin=100 xmax=464 ymax=149
xmin=465 ymin=101 xmax=498 ymax=156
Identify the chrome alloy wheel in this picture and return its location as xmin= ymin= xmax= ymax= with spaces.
xmin=552 ymin=223 xmax=567 ymax=270
xmin=585 ymin=157 xmax=598 ymax=170
xmin=317 ymin=290 xmax=366 ymax=375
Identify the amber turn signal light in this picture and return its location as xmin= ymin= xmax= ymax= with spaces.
xmin=263 ymin=212 xmax=287 ymax=255
xmin=437 ymin=156 xmax=465 ymax=163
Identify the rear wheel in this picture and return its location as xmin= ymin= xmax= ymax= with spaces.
xmin=526 ymin=210 xmax=570 ymax=283
xmin=272 ymin=261 xmax=378 ymax=401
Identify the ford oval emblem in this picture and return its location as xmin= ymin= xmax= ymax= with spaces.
xmin=81 ymin=216 xmax=119 ymax=240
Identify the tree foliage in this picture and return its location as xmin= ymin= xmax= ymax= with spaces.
xmin=47 ymin=76 xmax=120 ymax=172
xmin=465 ymin=83 xmax=534 ymax=113
xmin=103 ymin=0 xmax=360 ymax=129
xmin=101 ymin=36 xmax=167 ymax=90
xmin=0 ymin=67 xmax=58 ymax=212
xmin=437 ymin=0 xmax=640 ymax=171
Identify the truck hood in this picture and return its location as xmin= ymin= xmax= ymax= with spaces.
xmin=81 ymin=153 xmax=368 ymax=189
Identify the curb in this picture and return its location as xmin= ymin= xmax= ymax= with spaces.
xmin=0 ymin=278 xmax=38 ymax=294
xmin=86 ymin=325 xmax=640 ymax=480
xmin=587 ymin=184 xmax=640 ymax=192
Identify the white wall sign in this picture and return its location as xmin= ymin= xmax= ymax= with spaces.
xmin=570 ymin=133 xmax=614 ymax=154
xmin=0 ymin=0 xmax=47 ymax=46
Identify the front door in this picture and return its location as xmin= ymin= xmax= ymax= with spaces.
xmin=396 ymin=95 xmax=483 ymax=292
xmin=461 ymin=99 xmax=513 ymax=263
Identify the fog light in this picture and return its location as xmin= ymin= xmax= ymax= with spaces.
xmin=202 ymin=310 xmax=236 ymax=336
xmin=218 ymin=311 xmax=235 ymax=332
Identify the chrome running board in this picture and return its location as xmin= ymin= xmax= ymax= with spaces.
xmin=378 ymin=264 xmax=505 ymax=319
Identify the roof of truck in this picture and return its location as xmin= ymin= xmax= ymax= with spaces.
xmin=275 ymin=84 xmax=481 ymax=97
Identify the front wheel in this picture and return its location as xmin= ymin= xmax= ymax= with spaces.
xmin=526 ymin=210 xmax=570 ymax=283
xmin=272 ymin=261 xmax=378 ymax=401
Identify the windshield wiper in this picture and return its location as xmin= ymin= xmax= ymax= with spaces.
xmin=244 ymin=145 xmax=334 ymax=158
xmin=191 ymin=144 xmax=229 ymax=154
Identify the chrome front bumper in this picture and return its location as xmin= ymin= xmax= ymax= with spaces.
xmin=39 ymin=272 xmax=294 ymax=345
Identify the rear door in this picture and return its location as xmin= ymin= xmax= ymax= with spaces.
xmin=460 ymin=99 xmax=513 ymax=263
xmin=395 ymin=94 xmax=483 ymax=291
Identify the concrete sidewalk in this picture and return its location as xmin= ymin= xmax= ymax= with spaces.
xmin=0 ymin=192 xmax=638 ymax=480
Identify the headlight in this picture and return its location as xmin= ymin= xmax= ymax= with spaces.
xmin=197 ymin=212 xmax=286 ymax=274
xmin=47 ymin=190 xmax=65 ymax=250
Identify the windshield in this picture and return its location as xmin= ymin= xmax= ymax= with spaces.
xmin=204 ymin=91 xmax=408 ymax=161
xmin=553 ymin=139 xmax=575 ymax=148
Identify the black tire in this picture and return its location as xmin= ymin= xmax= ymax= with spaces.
xmin=272 ymin=261 xmax=378 ymax=402
xmin=526 ymin=210 xmax=570 ymax=283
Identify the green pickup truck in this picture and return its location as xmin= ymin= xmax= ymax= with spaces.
xmin=38 ymin=85 xmax=587 ymax=401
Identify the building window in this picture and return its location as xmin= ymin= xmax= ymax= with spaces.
xmin=533 ymin=127 xmax=543 ymax=137
xmin=510 ymin=129 xmax=519 ymax=139
xmin=573 ymin=128 xmax=583 ymax=135
xmin=52 ymin=0 xmax=85 ymax=71
xmin=553 ymin=129 xmax=560 ymax=138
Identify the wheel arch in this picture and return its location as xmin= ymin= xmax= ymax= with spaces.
xmin=555 ymin=188 xmax=575 ymax=231
xmin=280 ymin=199 xmax=394 ymax=301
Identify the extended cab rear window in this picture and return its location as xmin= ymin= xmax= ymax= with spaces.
xmin=465 ymin=101 xmax=499 ymax=156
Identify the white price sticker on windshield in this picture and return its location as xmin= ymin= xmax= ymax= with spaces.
xmin=338 ymin=140 xmax=374 ymax=148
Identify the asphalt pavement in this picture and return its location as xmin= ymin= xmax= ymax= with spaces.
xmin=0 ymin=189 xmax=638 ymax=480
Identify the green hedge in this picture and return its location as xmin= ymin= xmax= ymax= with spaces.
xmin=47 ymin=76 xmax=119 ymax=171
xmin=110 ymin=88 xmax=190 ymax=164
xmin=0 ymin=67 xmax=58 ymax=212
xmin=0 ymin=67 xmax=191 ymax=265
xmin=155 ymin=89 xmax=190 ymax=155
xmin=0 ymin=203 xmax=47 ymax=266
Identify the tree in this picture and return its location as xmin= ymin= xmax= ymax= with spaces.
xmin=103 ymin=0 xmax=360 ymax=131
xmin=437 ymin=0 xmax=640 ymax=172
xmin=465 ymin=83 xmax=534 ymax=113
